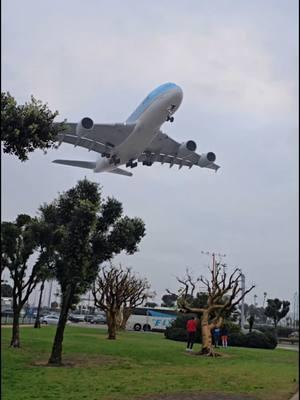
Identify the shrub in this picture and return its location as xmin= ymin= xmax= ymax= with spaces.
xmin=228 ymin=331 xmax=277 ymax=349
xmin=165 ymin=313 xmax=202 ymax=342
xmin=165 ymin=315 xmax=242 ymax=344
xmin=165 ymin=327 xmax=195 ymax=342
xmin=165 ymin=315 xmax=277 ymax=349
xmin=255 ymin=325 xmax=275 ymax=335
xmin=276 ymin=326 xmax=295 ymax=337
xmin=256 ymin=325 xmax=296 ymax=338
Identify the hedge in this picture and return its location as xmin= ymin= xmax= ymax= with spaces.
xmin=165 ymin=316 xmax=277 ymax=349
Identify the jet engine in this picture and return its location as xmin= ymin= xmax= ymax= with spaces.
xmin=198 ymin=152 xmax=216 ymax=167
xmin=177 ymin=140 xmax=197 ymax=158
xmin=76 ymin=117 xmax=94 ymax=137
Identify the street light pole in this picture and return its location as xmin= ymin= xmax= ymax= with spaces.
xmin=254 ymin=294 xmax=258 ymax=307
xmin=293 ymin=292 xmax=298 ymax=329
xmin=201 ymin=250 xmax=226 ymax=291
xmin=240 ymin=272 xmax=245 ymax=330
xmin=263 ymin=292 xmax=267 ymax=308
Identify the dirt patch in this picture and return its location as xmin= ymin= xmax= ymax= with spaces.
xmin=135 ymin=393 xmax=257 ymax=400
xmin=32 ymin=354 xmax=128 ymax=368
xmin=184 ymin=351 xmax=232 ymax=359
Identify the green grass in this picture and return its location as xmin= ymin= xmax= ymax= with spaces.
xmin=1 ymin=326 xmax=298 ymax=400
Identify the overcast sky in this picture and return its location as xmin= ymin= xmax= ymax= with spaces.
xmin=2 ymin=0 xmax=299 ymax=309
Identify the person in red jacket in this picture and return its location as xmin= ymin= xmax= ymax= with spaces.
xmin=186 ymin=316 xmax=197 ymax=351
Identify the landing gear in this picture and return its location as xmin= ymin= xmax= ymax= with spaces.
xmin=126 ymin=160 xmax=138 ymax=168
xmin=101 ymin=152 xmax=111 ymax=158
xmin=166 ymin=115 xmax=174 ymax=123
xmin=109 ymin=155 xmax=120 ymax=165
xmin=142 ymin=161 xmax=153 ymax=166
xmin=166 ymin=105 xmax=176 ymax=122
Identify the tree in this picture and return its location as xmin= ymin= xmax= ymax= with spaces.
xmin=93 ymin=264 xmax=150 ymax=339
xmin=176 ymin=265 xmax=255 ymax=356
xmin=31 ymin=222 xmax=59 ymax=328
xmin=161 ymin=293 xmax=178 ymax=307
xmin=1 ymin=283 xmax=13 ymax=297
xmin=41 ymin=179 xmax=145 ymax=364
xmin=264 ymin=298 xmax=290 ymax=329
xmin=1 ymin=215 xmax=51 ymax=347
xmin=1 ymin=92 xmax=66 ymax=161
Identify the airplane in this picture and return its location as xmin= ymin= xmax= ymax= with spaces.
xmin=53 ymin=82 xmax=220 ymax=177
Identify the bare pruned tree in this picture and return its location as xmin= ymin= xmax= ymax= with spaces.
xmin=176 ymin=264 xmax=255 ymax=357
xmin=93 ymin=264 xmax=150 ymax=339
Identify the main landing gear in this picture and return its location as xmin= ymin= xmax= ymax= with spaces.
xmin=109 ymin=155 xmax=121 ymax=165
xmin=126 ymin=160 xmax=138 ymax=168
xmin=142 ymin=161 xmax=153 ymax=166
xmin=166 ymin=115 xmax=174 ymax=123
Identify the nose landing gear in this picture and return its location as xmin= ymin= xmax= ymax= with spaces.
xmin=166 ymin=104 xmax=176 ymax=122
xmin=166 ymin=115 xmax=174 ymax=123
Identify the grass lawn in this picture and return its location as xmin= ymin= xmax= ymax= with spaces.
xmin=1 ymin=325 xmax=298 ymax=400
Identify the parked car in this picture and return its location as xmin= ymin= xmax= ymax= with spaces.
xmin=41 ymin=315 xmax=59 ymax=325
xmin=68 ymin=314 xmax=86 ymax=323
xmin=90 ymin=314 xmax=106 ymax=324
xmin=84 ymin=314 xmax=96 ymax=323
xmin=288 ymin=331 xmax=299 ymax=338
xmin=1 ymin=309 xmax=14 ymax=317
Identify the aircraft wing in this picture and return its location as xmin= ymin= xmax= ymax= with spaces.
xmin=56 ymin=122 xmax=136 ymax=152
xmin=143 ymin=132 xmax=220 ymax=171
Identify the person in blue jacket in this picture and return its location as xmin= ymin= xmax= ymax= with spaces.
xmin=212 ymin=327 xmax=221 ymax=348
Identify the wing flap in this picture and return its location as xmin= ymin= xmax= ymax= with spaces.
xmin=145 ymin=131 xmax=220 ymax=171
xmin=52 ymin=159 xmax=96 ymax=170
xmin=56 ymin=122 xmax=136 ymax=149
xmin=108 ymin=168 xmax=133 ymax=177
xmin=57 ymin=134 xmax=108 ymax=154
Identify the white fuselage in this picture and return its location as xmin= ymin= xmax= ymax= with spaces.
xmin=94 ymin=84 xmax=183 ymax=173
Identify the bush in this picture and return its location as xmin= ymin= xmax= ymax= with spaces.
xmin=276 ymin=326 xmax=295 ymax=337
xmin=256 ymin=325 xmax=296 ymax=338
xmin=165 ymin=315 xmax=277 ymax=349
xmin=164 ymin=327 xmax=184 ymax=341
xmin=229 ymin=331 xmax=277 ymax=349
xmin=255 ymin=325 xmax=275 ymax=335
xmin=165 ymin=315 xmax=242 ymax=344
xmin=165 ymin=313 xmax=202 ymax=343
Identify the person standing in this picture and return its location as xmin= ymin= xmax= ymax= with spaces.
xmin=212 ymin=326 xmax=221 ymax=348
xmin=221 ymin=324 xmax=228 ymax=348
xmin=186 ymin=316 xmax=197 ymax=351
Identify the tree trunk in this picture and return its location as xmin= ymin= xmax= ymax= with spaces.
xmin=107 ymin=311 xmax=117 ymax=340
xmin=115 ymin=309 xmax=123 ymax=330
xmin=198 ymin=312 xmax=214 ymax=355
xmin=34 ymin=280 xmax=45 ymax=329
xmin=10 ymin=305 xmax=21 ymax=348
xmin=119 ymin=309 xmax=132 ymax=330
xmin=47 ymin=285 xmax=72 ymax=365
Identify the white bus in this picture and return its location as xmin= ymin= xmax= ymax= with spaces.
xmin=126 ymin=307 xmax=177 ymax=332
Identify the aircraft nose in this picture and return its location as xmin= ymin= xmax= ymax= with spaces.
xmin=176 ymin=86 xmax=183 ymax=104
xmin=172 ymin=85 xmax=183 ymax=106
